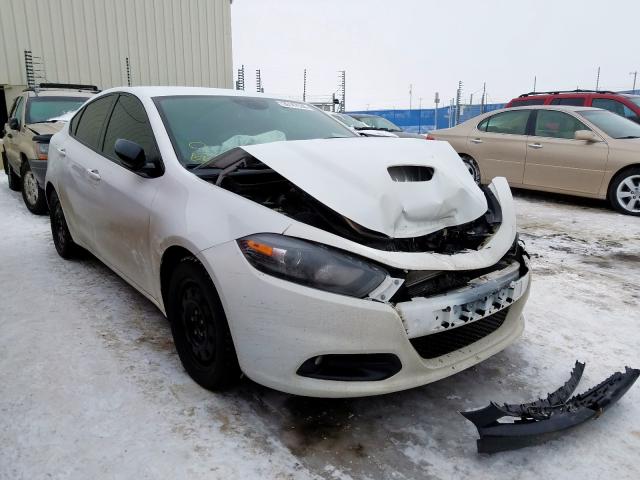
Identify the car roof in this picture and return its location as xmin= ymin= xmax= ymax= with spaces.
xmin=504 ymin=105 xmax=600 ymax=113
xmin=97 ymin=86 xmax=297 ymax=101
xmin=26 ymin=89 xmax=95 ymax=98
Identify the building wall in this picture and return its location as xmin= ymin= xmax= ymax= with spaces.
xmin=0 ymin=0 xmax=233 ymax=109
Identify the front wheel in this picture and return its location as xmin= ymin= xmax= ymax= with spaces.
xmin=460 ymin=155 xmax=481 ymax=184
xmin=608 ymin=168 xmax=640 ymax=216
xmin=167 ymin=258 xmax=240 ymax=391
xmin=21 ymin=163 xmax=47 ymax=214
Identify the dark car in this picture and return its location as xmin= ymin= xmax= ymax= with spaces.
xmin=349 ymin=113 xmax=426 ymax=138
xmin=505 ymin=89 xmax=640 ymax=124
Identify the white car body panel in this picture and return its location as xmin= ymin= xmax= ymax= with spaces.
xmin=242 ymin=138 xmax=488 ymax=238
xmin=45 ymin=86 xmax=529 ymax=397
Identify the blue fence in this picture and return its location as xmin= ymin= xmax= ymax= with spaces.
xmin=348 ymin=102 xmax=506 ymax=134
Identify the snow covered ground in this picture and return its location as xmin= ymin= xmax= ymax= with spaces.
xmin=1 ymin=174 xmax=639 ymax=480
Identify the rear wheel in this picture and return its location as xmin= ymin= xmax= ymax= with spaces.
xmin=167 ymin=258 xmax=240 ymax=391
xmin=2 ymin=149 xmax=8 ymax=175
xmin=460 ymin=155 xmax=481 ymax=184
xmin=7 ymin=161 xmax=20 ymax=191
xmin=608 ymin=167 xmax=640 ymax=216
xmin=21 ymin=163 xmax=47 ymax=214
xmin=49 ymin=190 xmax=81 ymax=258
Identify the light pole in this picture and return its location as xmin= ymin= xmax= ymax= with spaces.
xmin=434 ymin=92 xmax=440 ymax=130
xmin=631 ymin=71 xmax=638 ymax=93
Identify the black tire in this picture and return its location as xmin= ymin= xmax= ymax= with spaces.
xmin=167 ymin=258 xmax=240 ymax=391
xmin=49 ymin=190 xmax=81 ymax=259
xmin=460 ymin=154 xmax=481 ymax=185
xmin=608 ymin=167 xmax=640 ymax=216
xmin=1 ymin=149 xmax=8 ymax=175
xmin=7 ymin=160 xmax=20 ymax=191
xmin=21 ymin=162 xmax=47 ymax=214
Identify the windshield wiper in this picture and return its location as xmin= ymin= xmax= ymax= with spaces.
xmin=615 ymin=135 xmax=640 ymax=139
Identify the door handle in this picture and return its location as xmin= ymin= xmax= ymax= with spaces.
xmin=470 ymin=138 xmax=483 ymax=144
xmin=86 ymin=169 xmax=101 ymax=182
xmin=528 ymin=143 xmax=543 ymax=149
xmin=57 ymin=147 xmax=66 ymax=156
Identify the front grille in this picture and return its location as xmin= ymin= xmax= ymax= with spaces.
xmin=410 ymin=308 xmax=510 ymax=359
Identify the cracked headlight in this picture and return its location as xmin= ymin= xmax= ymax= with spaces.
xmin=238 ymin=233 xmax=387 ymax=298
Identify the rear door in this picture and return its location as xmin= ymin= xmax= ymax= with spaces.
xmin=523 ymin=109 xmax=608 ymax=194
xmin=60 ymin=94 xmax=116 ymax=248
xmin=466 ymin=109 xmax=531 ymax=185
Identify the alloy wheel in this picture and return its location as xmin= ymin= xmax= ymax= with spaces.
xmin=615 ymin=174 xmax=640 ymax=213
xmin=23 ymin=171 xmax=39 ymax=206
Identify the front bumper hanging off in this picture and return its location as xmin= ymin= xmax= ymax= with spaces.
xmin=461 ymin=361 xmax=639 ymax=453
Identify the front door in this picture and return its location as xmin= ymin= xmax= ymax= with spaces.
xmin=87 ymin=94 xmax=162 ymax=294
xmin=523 ymin=109 xmax=608 ymax=195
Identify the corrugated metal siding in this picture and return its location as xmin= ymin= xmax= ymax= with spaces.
xmin=0 ymin=0 xmax=232 ymax=89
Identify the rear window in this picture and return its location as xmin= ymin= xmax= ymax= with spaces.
xmin=26 ymin=96 xmax=89 ymax=123
xmin=510 ymin=98 xmax=545 ymax=106
xmin=550 ymin=97 xmax=586 ymax=106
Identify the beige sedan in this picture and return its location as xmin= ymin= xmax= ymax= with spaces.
xmin=429 ymin=105 xmax=640 ymax=215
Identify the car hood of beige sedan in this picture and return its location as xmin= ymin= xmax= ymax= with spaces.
xmin=241 ymin=137 xmax=488 ymax=238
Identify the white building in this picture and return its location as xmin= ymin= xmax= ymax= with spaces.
xmin=0 ymin=0 xmax=233 ymax=125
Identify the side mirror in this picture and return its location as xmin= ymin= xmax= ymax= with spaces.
xmin=8 ymin=117 xmax=19 ymax=130
xmin=115 ymin=139 xmax=146 ymax=170
xmin=574 ymin=130 xmax=597 ymax=142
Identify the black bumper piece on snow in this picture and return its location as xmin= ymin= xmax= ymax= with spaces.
xmin=461 ymin=361 xmax=639 ymax=453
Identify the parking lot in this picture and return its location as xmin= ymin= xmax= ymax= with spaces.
xmin=1 ymin=172 xmax=639 ymax=480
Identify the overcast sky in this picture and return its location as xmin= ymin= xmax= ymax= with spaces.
xmin=231 ymin=0 xmax=639 ymax=111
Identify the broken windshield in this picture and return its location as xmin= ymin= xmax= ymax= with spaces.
xmin=154 ymin=95 xmax=356 ymax=167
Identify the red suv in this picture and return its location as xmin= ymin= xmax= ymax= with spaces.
xmin=506 ymin=89 xmax=640 ymax=124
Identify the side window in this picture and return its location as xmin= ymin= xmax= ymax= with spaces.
xmin=101 ymin=95 xmax=159 ymax=162
xmin=550 ymin=97 xmax=586 ymax=106
xmin=8 ymin=97 xmax=19 ymax=118
xmin=477 ymin=118 xmax=489 ymax=131
xmin=74 ymin=95 xmax=115 ymax=149
xmin=13 ymin=97 xmax=25 ymax=126
xmin=592 ymin=98 xmax=640 ymax=123
xmin=534 ymin=110 xmax=589 ymax=139
xmin=511 ymin=98 xmax=545 ymax=106
xmin=484 ymin=110 xmax=530 ymax=135
xmin=69 ymin=109 xmax=83 ymax=136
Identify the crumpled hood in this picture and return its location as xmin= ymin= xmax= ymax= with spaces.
xmin=241 ymin=138 xmax=488 ymax=238
xmin=27 ymin=121 xmax=65 ymax=136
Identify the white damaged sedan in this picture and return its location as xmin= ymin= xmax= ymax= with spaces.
xmin=45 ymin=87 xmax=530 ymax=397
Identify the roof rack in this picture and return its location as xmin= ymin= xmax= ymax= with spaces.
xmin=25 ymin=83 xmax=100 ymax=92
xmin=518 ymin=89 xmax=616 ymax=98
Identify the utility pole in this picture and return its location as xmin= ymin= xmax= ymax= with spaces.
xmin=533 ymin=75 xmax=537 ymax=92
xmin=469 ymin=93 xmax=473 ymax=106
xmin=303 ymin=69 xmax=307 ymax=102
xmin=595 ymin=67 xmax=601 ymax=91
xmin=418 ymin=97 xmax=422 ymax=133
xmin=631 ymin=71 xmax=638 ymax=93
xmin=255 ymin=69 xmax=264 ymax=93
xmin=434 ymin=92 xmax=440 ymax=130
xmin=480 ymin=82 xmax=486 ymax=113
xmin=409 ymin=84 xmax=413 ymax=110
xmin=455 ymin=81 xmax=463 ymax=126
